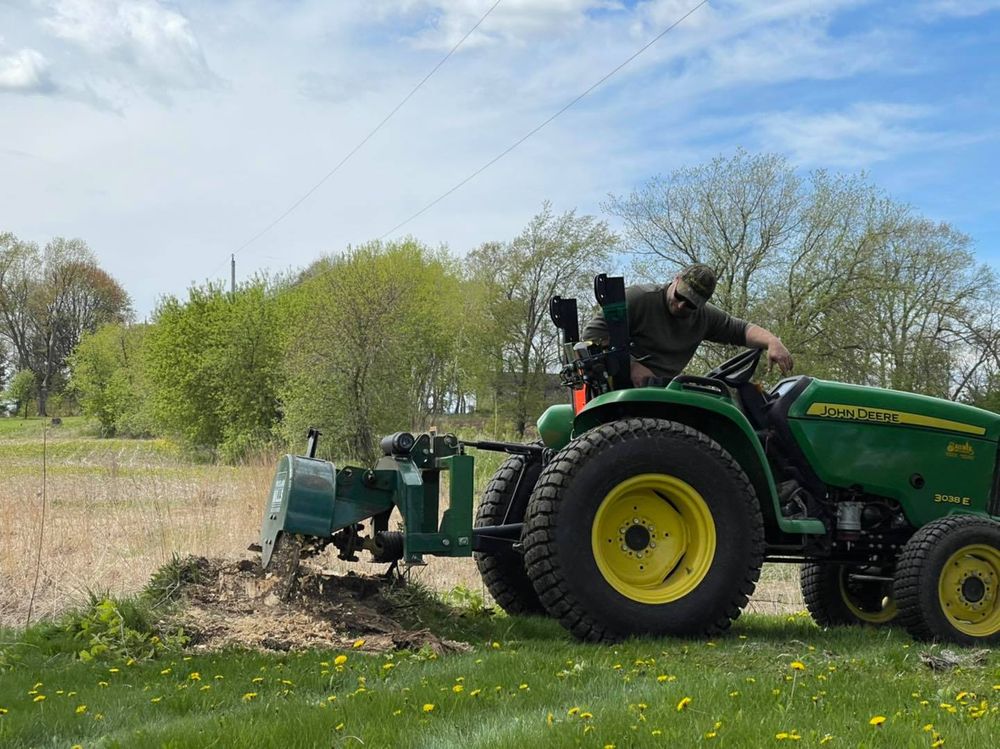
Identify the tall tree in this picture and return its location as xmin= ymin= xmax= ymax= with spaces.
xmin=143 ymin=280 xmax=283 ymax=459
xmin=0 ymin=233 xmax=131 ymax=414
xmin=468 ymin=202 xmax=617 ymax=436
xmin=604 ymin=152 xmax=1000 ymax=395
xmin=279 ymin=239 xmax=464 ymax=463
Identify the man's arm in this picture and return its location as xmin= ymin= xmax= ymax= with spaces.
xmin=745 ymin=324 xmax=793 ymax=375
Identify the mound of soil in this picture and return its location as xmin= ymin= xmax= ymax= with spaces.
xmin=163 ymin=553 xmax=472 ymax=655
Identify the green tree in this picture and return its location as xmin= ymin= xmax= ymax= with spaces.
xmin=4 ymin=369 xmax=35 ymax=418
xmin=69 ymin=323 xmax=152 ymax=436
xmin=0 ymin=233 xmax=131 ymax=415
xmin=468 ymin=202 xmax=617 ymax=436
xmin=279 ymin=239 xmax=464 ymax=463
xmin=144 ymin=280 xmax=283 ymax=459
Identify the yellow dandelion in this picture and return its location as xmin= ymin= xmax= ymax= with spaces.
xmin=470 ymin=689 xmax=482 ymax=697
xmin=150 ymin=697 xmax=162 ymax=704
xmin=108 ymin=667 xmax=120 ymax=674
xmin=776 ymin=733 xmax=789 ymax=740
xmin=160 ymin=668 xmax=171 ymax=675
xmin=422 ymin=703 xmax=435 ymax=713
xmin=931 ymin=740 xmax=944 ymax=749
xmin=382 ymin=663 xmax=395 ymax=671
xmin=546 ymin=712 xmax=554 ymax=727
xmin=580 ymin=712 xmax=593 ymax=720
xmin=71 ymin=745 xmax=82 ymax=749
xmin=200 ymin=685 xmax=211 ymax=692
xmin=214 ymin=675 xmax=224 ymax=681
xmin=604 ymin=744 xmax=616 ymax=749
xmin=97 ymin=682 xmax=108 ymax=688
xmin=334 ymin=655 xmax=348 ymax=666
xmin=0 ymin=708 xmax=8 ymax=716
xmin=242 ymin=692 xmax=258 ymax=702
xmin=677 ymin=696 xmax=692 ymax=711
xmin=519 ymin=683 xmax=529 ymax=690
xmin=819 ymin=736 xmax=833 ymax=745
xmin=33 ymin=695 xmax=46 ymax=703
xmin=75 ymin=705 xmax=88 ymax=715
xmin=729 ymin=690 xmax=741 ymax=698
xmin=651 ymin=729 xmax=662 ymax=736
xmin=251 ymin=677 xmax=264 ymax=684
xmin=790 ymin=661 xmax=806 ymax=671
xmin=189 ymin=672 xmax=201 ymax=681
xmin=705 ymin=731 xmax=718 ymax=739
xmin=491 ymin=641 xmax=501 ymax=649
xmin=568 ymin=706 xmax=580 ymax=716
xmin=452 ymin=685 xmax=464 ymax=693
xmin=869 ymin=715 xmax=886 ymax=727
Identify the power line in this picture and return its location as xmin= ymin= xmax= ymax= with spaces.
xmin=217 ymin=0 xmax=503 ymax=277
xmin=379 ymin=0 xmax=709 ymax=240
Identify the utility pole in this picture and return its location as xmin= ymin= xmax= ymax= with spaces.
xmin=230 ymin=254 xmax=236 ymax=295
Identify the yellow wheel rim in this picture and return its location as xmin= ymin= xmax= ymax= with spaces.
xmin=591 ymin=473 xmax=716 ymax=604
xmin=937 ymin=544 xmax=1000 ymax=637
xmin=838 ymin=568 xmax=897 ymax=624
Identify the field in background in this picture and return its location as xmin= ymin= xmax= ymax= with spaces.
xmin=0 ymin=418 xmax=803 ymax=629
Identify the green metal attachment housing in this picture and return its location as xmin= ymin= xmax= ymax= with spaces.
xmin=259 ymin=433 xmax=474 ymax=567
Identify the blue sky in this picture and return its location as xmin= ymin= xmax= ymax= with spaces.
xmin=1 ymin=0 xmax=998 ymax=317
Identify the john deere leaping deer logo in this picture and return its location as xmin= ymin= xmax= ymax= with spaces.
xmin=946 ymin=441 xmax=975 ymax=460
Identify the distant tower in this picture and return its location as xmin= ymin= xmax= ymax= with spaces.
xmin=231 ymin=254 xmax=236 ymax=295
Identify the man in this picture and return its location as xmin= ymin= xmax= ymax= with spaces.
xmin=581 ymin=263 xmax=793 ymax=387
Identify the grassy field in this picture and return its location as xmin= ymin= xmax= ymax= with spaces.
xmin=1 ymin=608 xmax=997 ymax=748
xmin=5 ymin=417 xmax=962 ymax=748
xmin=0 ymin=418 xmax=524 ymax=629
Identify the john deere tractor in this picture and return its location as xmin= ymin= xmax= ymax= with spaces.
xmin=259 ymin=275 xmax=1000 ymax=645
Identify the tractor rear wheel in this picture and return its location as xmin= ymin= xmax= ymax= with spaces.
xmin=895 ymin=515 xmax=1000 ymax=644
xmin=522 ymin=418 xmax=765 ymax=642
xmin=474 ymin=452 xmax=546 ymax=616
xmin=800 ymin=563 xmax=897 ymax=627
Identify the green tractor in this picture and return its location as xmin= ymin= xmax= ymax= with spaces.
xmin=259 ymin=274 xmax=1000 ymax=645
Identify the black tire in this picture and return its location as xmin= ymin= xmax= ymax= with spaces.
xmin=522 ymin=417 xmax=765 ymax=642
xmin=801 ymin=563 xmax=897 ymax=627
xmin=474 ymin=452 xmax=546 ymax=615
xmin=895 ymin=515 xmax=1000 ymax=645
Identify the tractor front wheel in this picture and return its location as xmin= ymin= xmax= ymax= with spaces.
xmin=522 ymin=418 xmax=765 ymax=641
xmin=895 ymin=515 xmax=1000 ymax=644
xmin=474 ymin=452 xmax=546 ymax=616
xmin=800 ymin=563 xmax=897 ymax=627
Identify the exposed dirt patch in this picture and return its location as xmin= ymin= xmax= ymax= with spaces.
xmin=163 ymin=553 xmax=472 ymax=655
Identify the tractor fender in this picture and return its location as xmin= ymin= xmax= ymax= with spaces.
xmin=541 ymin=385 xmax=825 ymax=538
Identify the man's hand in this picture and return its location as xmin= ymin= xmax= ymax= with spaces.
xmin=767 ymin=338 xmax=793 ymax=375
xmin=630 ymin=358 xmax=655 ymax=387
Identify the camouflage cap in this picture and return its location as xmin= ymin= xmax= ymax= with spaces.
xmin=674 ymin=263 xmax=717 ymax=309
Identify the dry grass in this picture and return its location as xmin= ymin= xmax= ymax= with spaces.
xmin=0 ymin=419 xmax=802 ymax=629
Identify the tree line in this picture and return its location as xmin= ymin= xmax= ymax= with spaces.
xmin=4 ymin=151 xmax=998 ymax=462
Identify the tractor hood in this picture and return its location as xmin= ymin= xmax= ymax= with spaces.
xmin=787 ymin=379 xmax=1000 ymax=442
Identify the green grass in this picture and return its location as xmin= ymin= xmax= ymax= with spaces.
xmin=1 ymin=610 xmax=997 ymax=748
xmin=0 ymin=415 xmax=93 ymax=438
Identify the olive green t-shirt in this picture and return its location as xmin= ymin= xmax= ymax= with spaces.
xmin=581 ymin=283 xmax=749 ymax=379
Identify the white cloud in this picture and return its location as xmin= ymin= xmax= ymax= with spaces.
xmin=0 ymin=49 xmax=53 ymax=93
xmin=755 ymin=103 xmax=935 ymax=167
xmin=42 ymin=0 xmax=217 ymax=92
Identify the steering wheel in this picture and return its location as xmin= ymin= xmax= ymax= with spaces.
xmin=703 ymin=348 xmax=763 ymax=386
